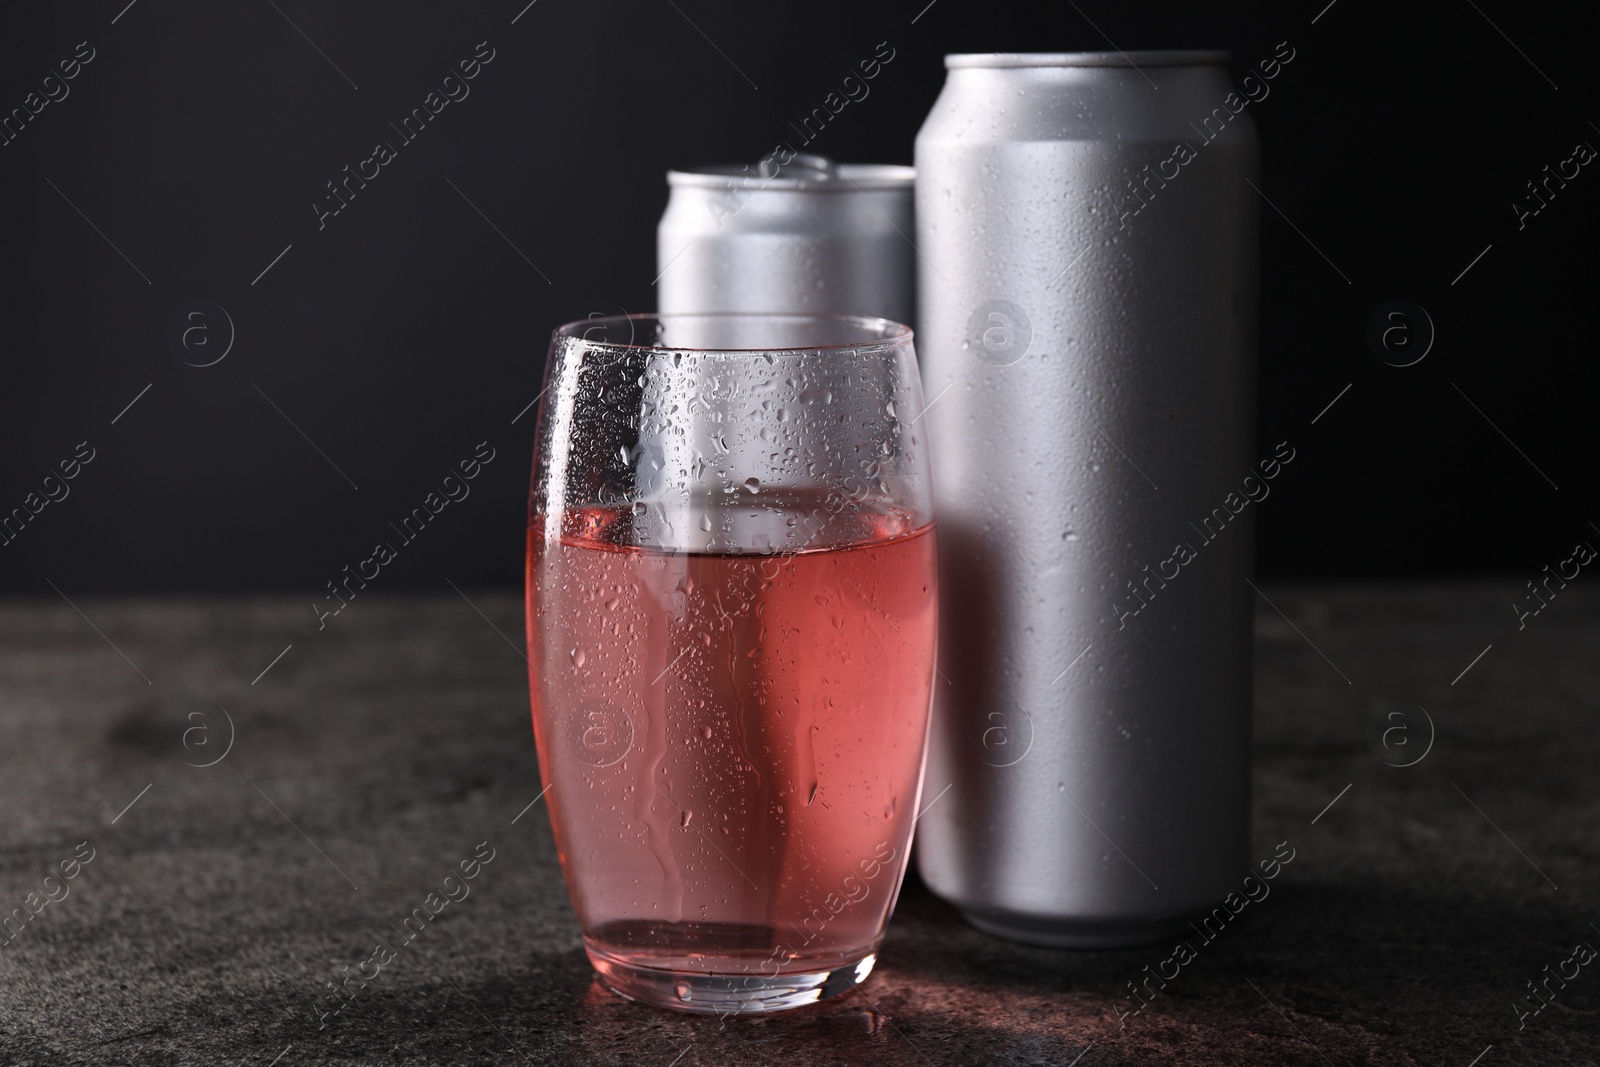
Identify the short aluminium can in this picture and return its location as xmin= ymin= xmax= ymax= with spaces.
xmin=914 ymin=52 xmax=1260 ymax=947
xmin=656 ymin=153 xmax=916 ymax=325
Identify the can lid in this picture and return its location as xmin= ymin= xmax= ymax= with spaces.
xmin=668 ymin=153 xmax=914 ymax=191
xmin=946 ymin=50 xmax=1230 ymax=68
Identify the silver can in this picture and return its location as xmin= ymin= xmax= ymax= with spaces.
xmin=914 ymin=52 xmax=1259 ymax=947
xmin=656 ymin=153 xmax=915 ymax=324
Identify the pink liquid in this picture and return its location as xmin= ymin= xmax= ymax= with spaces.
xmin=526 ymin=504 xmax=936 ymax=981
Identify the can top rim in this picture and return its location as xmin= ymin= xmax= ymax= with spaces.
xmin=946 ymin=50 xmax=1231 ymax=68
xmin=668 ymin=162 xmax=915 ymax=191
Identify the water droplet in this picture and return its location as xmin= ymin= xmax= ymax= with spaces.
xmin=604 ymin=597 xmax=619 ymax=610
xmin=570 ymin=647 xmax=586 ymax=667
xmin=807 ymin=782 xmax=819 ymax=806
xmin=743 ymin=477 xmax=760 ymax=494
xmin=702 ymin=725 xmax=713 ymax=739
xmin=675 ymin=982 xmax=693 ymax=1001
xmin=631 ymin=501 xmax=647 ymax=517
xmin=680 ymin=809 xmax=693 ymax=828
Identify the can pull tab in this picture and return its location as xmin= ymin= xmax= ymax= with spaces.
xmin=772 ymin=153 xmax=836 ymax=181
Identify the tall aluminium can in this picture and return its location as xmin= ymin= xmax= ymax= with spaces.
xmin=657 ymin=153 xmax=916 ymax=324
xmin=914 ymin=52 xmax=1259 ymax=947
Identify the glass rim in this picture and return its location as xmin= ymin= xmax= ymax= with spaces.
xmin=551 ymin=312 xmax=914 ymax=356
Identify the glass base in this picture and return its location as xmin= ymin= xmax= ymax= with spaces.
xmin=588 ymin=947 xmax=877 ymax=1015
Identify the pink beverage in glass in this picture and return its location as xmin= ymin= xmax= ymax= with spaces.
xmin=525 ymin=314 xmax=937 ymax=1013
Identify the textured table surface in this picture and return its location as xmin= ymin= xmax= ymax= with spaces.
xmin=1 ymin=585 xmax=1595 ymax=1066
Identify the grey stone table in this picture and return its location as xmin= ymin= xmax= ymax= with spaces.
xmin=1 ymin=585 xmax=1595 ymax=1066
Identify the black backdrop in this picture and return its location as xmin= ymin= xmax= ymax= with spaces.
xmin=1 ymin=0 xmax=1594 ymax=594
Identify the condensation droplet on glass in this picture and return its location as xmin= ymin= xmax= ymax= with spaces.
xmin=743 ymin=477 xmax=760 ymax=494
xmin=570 ymin=647 xmax=586 ymax=667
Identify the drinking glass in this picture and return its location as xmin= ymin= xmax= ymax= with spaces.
xmin=525 ymin=313 xmax=937 ymax=1013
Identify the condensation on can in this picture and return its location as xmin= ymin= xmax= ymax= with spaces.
xmin=914 ymin=51 xmax=1260 ymax=948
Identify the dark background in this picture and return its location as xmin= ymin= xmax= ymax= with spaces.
xmin=1 ymin=0 xmax=1593 ymax=595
